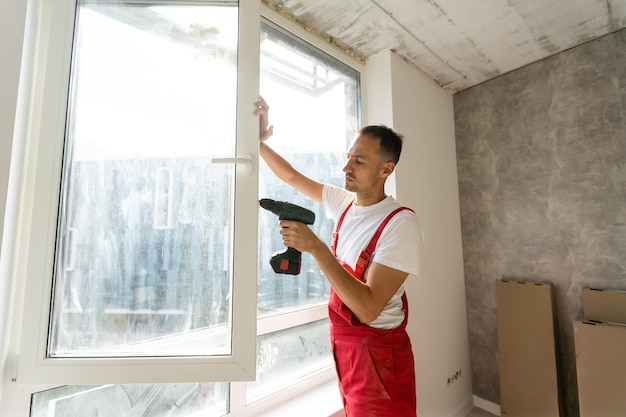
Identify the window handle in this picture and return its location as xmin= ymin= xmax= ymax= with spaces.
xmin=211 ymin=153 xmax=253 ymax=173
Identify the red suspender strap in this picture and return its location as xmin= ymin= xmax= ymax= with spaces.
xmin=331 ymin=201 xmax=353 ymax=256
xmin=332 ymin=201 xmax=415 ymax=278
xmin=354 ymin=206 xmax=414 ymax=277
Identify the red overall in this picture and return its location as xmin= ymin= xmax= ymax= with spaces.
xmin=329 ymin=202 xmax=417 ymax=417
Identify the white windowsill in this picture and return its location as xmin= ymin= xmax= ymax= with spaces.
xmin=257 ymin=380 xmax=345 ymax=417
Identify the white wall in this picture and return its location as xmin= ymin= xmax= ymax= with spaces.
xmin=365 ymin=50 xmax=473 ymax=417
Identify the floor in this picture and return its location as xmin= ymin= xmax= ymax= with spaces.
xmin=465 ymin=407 xmax=498 ymax=417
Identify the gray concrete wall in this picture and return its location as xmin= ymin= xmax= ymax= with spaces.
xmin=454 ymin=28 xmax=626 ymax=417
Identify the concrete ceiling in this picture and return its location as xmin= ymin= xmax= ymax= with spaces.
xmin=262 ymin=0 xmax=626 ymax=93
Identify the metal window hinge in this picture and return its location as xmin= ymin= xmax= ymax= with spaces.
xmin=11 ymin=353 xmax=18 ymax=382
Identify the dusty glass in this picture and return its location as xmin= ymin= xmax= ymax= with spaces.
xmin=247 ymin=319 xmax=333 ymax=404
xmin=257 ymin=22 xmax=360 ymax=317
xmin=48 ymin=1 xmax=239 ymax=357
xmin=30 ymin=383 xmax=229 ymax=417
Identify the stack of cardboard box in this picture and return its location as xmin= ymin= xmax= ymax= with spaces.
xmin=574 ymin=288 xmax=626 ymax=417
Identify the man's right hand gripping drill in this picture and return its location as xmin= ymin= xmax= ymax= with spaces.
xmin=259 ymin=198 xmax=315 ymax=275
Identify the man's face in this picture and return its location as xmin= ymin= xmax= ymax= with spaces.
xmin=342 ymin=134 xmax=390 ymax=193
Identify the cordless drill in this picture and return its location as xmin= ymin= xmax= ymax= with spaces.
xmin=259 ymin=198 xmax=316 ymax=275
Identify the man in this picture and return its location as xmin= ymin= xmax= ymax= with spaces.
xmin=253 ymin=96 xmax=423 ymax=417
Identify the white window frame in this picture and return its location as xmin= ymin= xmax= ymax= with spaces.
xmin=1 ymin=2 xmax=366 ymax=416
xmin=11 ymin=0 xmax=259 ymax=385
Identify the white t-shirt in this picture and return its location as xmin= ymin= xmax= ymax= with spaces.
xmin=323 ymin=184 xmax=424 ymax=329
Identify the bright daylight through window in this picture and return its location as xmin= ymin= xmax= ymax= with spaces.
xmin=27 ymin=1 xmax=360 ymax=416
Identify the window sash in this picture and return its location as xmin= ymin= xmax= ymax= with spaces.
xmin=13 ymin=0 xmax=260 ymax=385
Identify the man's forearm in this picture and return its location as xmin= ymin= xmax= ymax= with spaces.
xmin=308 ymin=241 xmax=380 ymax=324
xmin=259 ymin=142 xmax=324 ymax=204
xmin=259 ymin=141 xmax=299 ymax=185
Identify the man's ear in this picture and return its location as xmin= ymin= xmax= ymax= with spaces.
xmin=380 ymin=161 xmax=395 ymax=178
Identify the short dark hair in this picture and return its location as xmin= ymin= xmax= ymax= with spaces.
xmin=357 ymin=125 xmax=404 ymax=164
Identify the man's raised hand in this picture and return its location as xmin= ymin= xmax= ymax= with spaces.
xmin=253 ymin=95 xmax=274 ymax=142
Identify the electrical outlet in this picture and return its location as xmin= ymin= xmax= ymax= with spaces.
xmin=446 ymin=369 xmax=463 ymax=386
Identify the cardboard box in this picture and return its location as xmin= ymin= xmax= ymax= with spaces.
xmin=574 ymin=320 xmax=626 ymax=417
xmin=496 ymin=280 xmax=561 ymax=417
xmin=582 ymin=288 xmax=626 ymax=325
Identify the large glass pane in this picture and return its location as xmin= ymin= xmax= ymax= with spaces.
xmin=30 ymin=383 xmax=229 ymax=417
xmin=257 ymin=22 xmax=360 ymax=318
xmin=49 ymin=0 xmax=239 ymax=357
xmin=247 ymin=319 xmax=333 ymax=404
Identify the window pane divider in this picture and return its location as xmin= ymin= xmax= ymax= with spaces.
xmin=257 ymin=305 xmax=327 ymax=336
